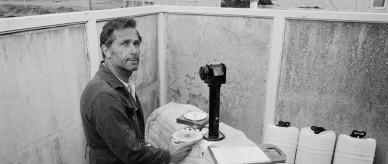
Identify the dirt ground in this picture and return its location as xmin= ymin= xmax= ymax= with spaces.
xmin=0 ymin=0 xmax=123 ymax=18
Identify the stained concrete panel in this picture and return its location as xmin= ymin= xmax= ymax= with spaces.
xmin=0 ymin=25 xmax=89 ymax=164
xmin=165 ymin=14 xmax=272 ymax=143
xmin=96 ymin=15 xmax=159 ymax=119
xmin=278 ymin=20 xmax=388 ymax=164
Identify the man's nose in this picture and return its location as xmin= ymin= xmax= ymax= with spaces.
xmin=128 ymin=44 xmax=140 ymax=56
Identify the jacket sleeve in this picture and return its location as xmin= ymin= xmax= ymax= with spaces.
xmin=92 ymin=92 xmax=170 ymax=164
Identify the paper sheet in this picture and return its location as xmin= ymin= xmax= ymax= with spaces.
xmin=209 ymin=145 xmax=271 ymax=164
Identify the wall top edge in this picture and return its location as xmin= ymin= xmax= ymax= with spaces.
xmin=0 ymin=5 xmax=161 ymax=34
xmin=1 ymin=5 xmax=387 ymax=34
xmin=160 ymin=5 xmax=388 ymax=23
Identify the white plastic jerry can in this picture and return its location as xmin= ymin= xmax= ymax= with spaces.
xmin=262 ymin=121 xmax=299 ymax=164
xmin=295 ymin=126 xmax=336 ymax=164
xmin=333 ymin=130 xmax=376 ymax=164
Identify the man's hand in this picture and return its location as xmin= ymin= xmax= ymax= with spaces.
xmin=168 ymin=139 xmax=197 ymax=162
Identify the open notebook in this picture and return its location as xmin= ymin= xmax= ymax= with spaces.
xmin=208 ymin=145 xmax=271 ymax=164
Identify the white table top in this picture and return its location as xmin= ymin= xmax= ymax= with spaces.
xmin=145 ymin=102 xmax=258 ymax=164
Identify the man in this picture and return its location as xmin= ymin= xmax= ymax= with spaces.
xmin=80 ymin=17 xmax=195 ymax=164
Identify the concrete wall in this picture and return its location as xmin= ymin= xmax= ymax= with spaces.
xmin=0 ymin=25 xmax=89 ymax=164
xmin=1 ymin=7 xmax=388 ymax=164
xmin=277 ymin=20 xmax=388 ymax=164
xmin=0 ymin=14 xmax=159 ymax=164
xmin=163 ymin=13 xmax=388 ymax=164
xmin=96 ymin=15 xmax=160 ymax=118
xmin=164 ymin=14 xmax=273 ymax=144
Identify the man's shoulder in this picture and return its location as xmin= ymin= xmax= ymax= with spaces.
xmin=81 ymin=75 xmax=119 ymax=102
xmin=87 ymin=75 xmax=111 ymax=91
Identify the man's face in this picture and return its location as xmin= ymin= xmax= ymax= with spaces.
xmin=105 ymin=27 xmax=141 ymax=73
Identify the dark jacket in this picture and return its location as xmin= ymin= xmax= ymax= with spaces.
xmin=80 ymin=63 xmax=170 ymax=164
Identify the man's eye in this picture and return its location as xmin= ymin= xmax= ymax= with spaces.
xmin=122 ymin=41 xmax=129 ymax=46
xmin=134 ymin=41 xmax=140 ymax=46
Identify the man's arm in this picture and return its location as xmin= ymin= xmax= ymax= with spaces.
xmin=93 ymin=93 xmax=170 ymax=164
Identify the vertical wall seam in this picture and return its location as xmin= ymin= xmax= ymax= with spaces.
xmin=250 ymin=0 xmax=258 ymax=8
xmin=263 ymin=16 xmax=286 ymax=126
xmin=157 ymin=12 xmax=167 ymax=105
xmin=86 ymin=16 xmax=101 ymax=79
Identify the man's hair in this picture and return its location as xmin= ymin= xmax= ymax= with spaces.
xmin=100 ymin=17 xmax=142 ymax=58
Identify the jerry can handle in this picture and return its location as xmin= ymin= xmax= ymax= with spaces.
xmin=276 ymin=121 xmax=290 ymax=127
xmin=350 ymin=130 xmax=366 ymax=138
xmin=311 ymin=126 xmax=326 ymax=134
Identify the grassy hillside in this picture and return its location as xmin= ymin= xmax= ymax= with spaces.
xmin=0 ymin=4 xmax=75 ymax=17
xmin=0 ymin=0 xmax=122 ymax=18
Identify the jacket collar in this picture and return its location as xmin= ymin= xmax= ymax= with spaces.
xmin=97 ymin=61 xmax=124 ymax=89
xmin=97 ymin=61 xmax=140 ymax=110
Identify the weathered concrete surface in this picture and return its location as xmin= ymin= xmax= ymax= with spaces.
xmin=277 ymin=20 xmax=388 ymax=164
xmin=165 ymin=14 xmax=272 ymax=144
xmin=96 ymin=15 xmax=159 ymax=119
xmin=0 ymin=25 xmax=89 ymax=164
xmin=154 ymin=0 xmax=221 ymax=7
xmin=0 ymin=15 xmax=159 ymax=164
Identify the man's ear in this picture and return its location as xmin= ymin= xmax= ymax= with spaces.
xmin=101 ymin=44 xmax=111 ymax=58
